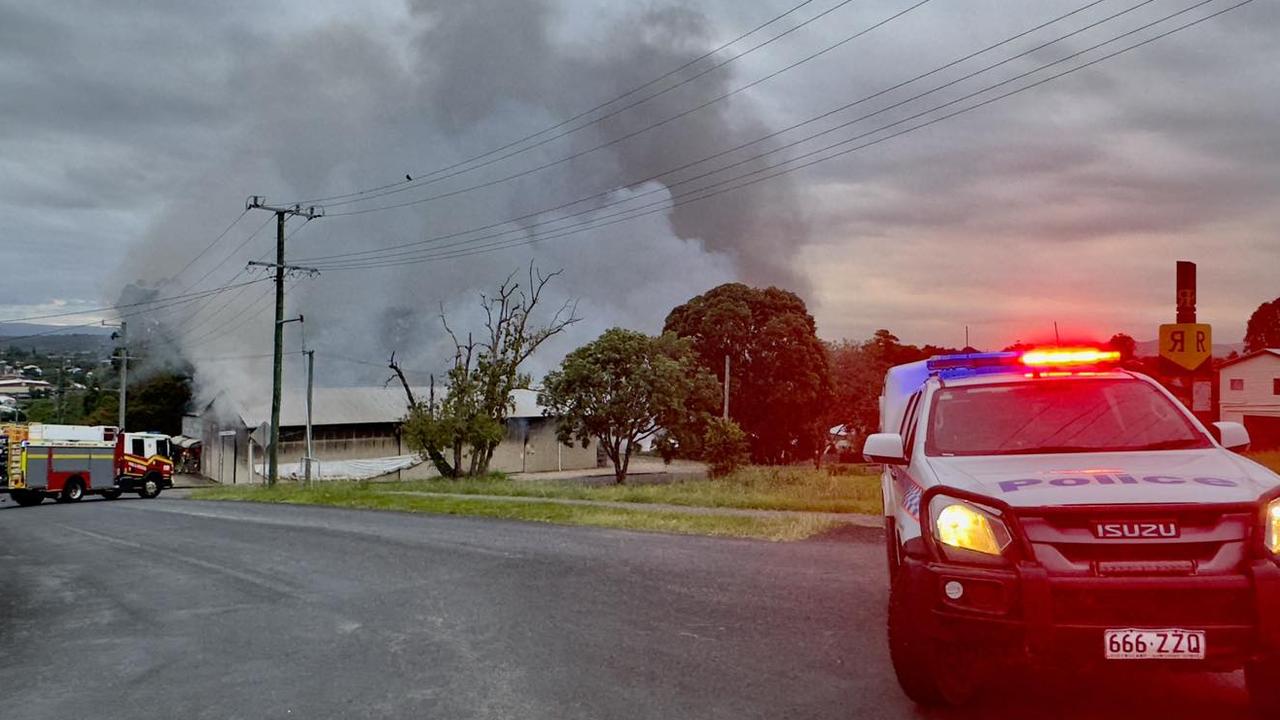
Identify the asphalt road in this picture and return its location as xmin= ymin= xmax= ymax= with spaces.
xmin=0 ymin=495 xmax=1255 ymax=720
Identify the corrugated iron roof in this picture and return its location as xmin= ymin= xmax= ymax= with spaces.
xmin=239 ymin=386 xmax=549 ymax=428
xmin=1217 ymin=348 xmax=1280 ymax=369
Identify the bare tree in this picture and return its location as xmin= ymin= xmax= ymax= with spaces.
xmin=398 ymin=264 xmax=579 ymax=477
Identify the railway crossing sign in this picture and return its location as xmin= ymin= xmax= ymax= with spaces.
xmin=1159 ymin=322 xmax=1212 ymax=371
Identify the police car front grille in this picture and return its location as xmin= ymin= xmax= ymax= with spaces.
xmin=1050 ymin=585 xmax=1253 ymax=627
xmin=1052 ymin=542 xmax=1223 ymax=564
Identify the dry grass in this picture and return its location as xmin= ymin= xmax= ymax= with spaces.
xmin=190 ymin=482 xmax=841 ymax=541
xmin=384 ymin=464 xmax=883 ymax=514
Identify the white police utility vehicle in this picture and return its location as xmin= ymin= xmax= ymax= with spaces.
xmin=864 ymin=347 xmax=1280 ymax=713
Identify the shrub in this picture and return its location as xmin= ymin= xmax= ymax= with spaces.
xmin=702 ymin=418 xmax=750 ymax=478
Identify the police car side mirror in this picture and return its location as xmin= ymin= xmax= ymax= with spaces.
xmin=1212 ymin=421 xmax=1251 ymax=452
xmin=864 ymin=433 xmax=907 ymax=465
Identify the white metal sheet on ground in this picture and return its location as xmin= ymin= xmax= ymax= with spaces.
xmin=255 ymin=454 xmax=424 ymax=481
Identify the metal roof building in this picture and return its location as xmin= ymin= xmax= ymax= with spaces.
xmin=184 ymin=387 xmax=594 ymax=484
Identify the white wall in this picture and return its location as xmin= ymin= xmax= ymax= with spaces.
xmin=1220 ymin=353 xmax=1280 ymax=422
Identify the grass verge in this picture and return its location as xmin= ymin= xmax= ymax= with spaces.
xmin=384 ymin=464 xmax=883 ymax=514
xmin=189 ymin=483 xmax=842 ymax=541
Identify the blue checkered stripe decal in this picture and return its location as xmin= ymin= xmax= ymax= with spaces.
xmin=891 ymin=467 xmax=924 ymax=518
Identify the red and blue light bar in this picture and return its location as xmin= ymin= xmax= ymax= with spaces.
xmin=927 ymin=347 xmax=1120 ymax=378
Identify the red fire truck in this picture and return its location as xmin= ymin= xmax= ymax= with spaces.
xmin=0 ymin=423 xmax=173 ymax=506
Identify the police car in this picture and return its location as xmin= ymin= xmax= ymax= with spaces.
xmin=864 ymin=347 xmax=1280 ymax=713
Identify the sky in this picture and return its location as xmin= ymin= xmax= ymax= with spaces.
xmin=1 ymin=0 xmax=1276 ymax=400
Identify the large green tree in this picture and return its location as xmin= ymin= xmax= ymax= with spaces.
xmin=1245 ymin=298 xmax=1280 ymax=353
xmin=663 ymin=283 xmax=831 ymax=464
xmin=541 ymin=329 xmax=717 ymax=484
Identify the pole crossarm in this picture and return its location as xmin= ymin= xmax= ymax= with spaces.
xmin=246 ymin=260 xmax=321 ymax=278
xmin=245 ymin=195 xmax=325 ymax=219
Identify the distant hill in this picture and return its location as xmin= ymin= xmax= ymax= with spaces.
xmin=0 ymin=324 xmax=114 ymax=356
xmin=1135 ymin=339 xmax=1243 ymax=358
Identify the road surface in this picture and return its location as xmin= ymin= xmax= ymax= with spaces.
xmin=0 ymin=495 xmax=1253 ymax=719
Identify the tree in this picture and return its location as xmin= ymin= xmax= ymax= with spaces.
xmin=540 ymin=329 xmax=717 ymax=484
xmin=826 ymin=330 xmax=959 ymax=455
xmin=1107 ymin=333 xmax=1138 ymax=362
xmin=400 ymin=265 xmax=578 ymax=477
xmin=1245 ymin=298 xmax=1280 ymax=353
xmin=123 ymin=371 xmax=191 ymax=435
xmin=663 ymin=283 xmax=831 ymax=464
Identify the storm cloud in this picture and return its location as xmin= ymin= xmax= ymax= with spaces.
xmin=1 ymin=0 xmax=1276 ymax=404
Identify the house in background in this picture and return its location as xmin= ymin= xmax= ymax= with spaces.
xmin=183 ymin=386 xmax=596 ymax=484
xmin=0 ymin=377 xmax=52 ymax=398
xmin=1218 ymin=349 xmax=1280 ymax=450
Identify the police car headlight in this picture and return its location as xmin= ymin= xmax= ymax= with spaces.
xmin=933 ymin=501 xmax=1012 ymax=557
xmin=1265 ymin=499 xmax=1280 ymax=555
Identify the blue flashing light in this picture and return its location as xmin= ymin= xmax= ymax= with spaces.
xmin=925 ymin=352 xmax=1021 ymax=379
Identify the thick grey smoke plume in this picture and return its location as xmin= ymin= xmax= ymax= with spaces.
xmin=117 ymin=0 xmax=810 ymax=406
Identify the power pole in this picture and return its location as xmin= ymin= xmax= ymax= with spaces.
xmin=305 ymin=349 xmax=314 ymax=486
xmin=245 ymin=196 xmax=322 ymax=485
xmin=104 ymin=320 xmax=128 ymax=429
xmin=723 ymin=354 xmax=731 ymax=420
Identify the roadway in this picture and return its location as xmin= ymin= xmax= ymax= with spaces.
xmin=0 ymin=495 xmax=1254 ymax=719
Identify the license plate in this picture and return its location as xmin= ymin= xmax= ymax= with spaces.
xmin=1104 ymin=628 xmax=1205 ymax=660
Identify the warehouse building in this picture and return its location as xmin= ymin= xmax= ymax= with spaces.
xmin=183 ymin=386 xmax=596 ymax=484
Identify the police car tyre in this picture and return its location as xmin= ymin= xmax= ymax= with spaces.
xmin=887 ymin=564 xmax=977 ymax=707
xmin=12 ymin=490 xmax=43 ymax=507
xmin=884 ymin=517 xmax=901 ymax=581
xmin=60 ymin=478 xmax=84 ymax=503
xmin=1245 ymin=656 xmax=1280 ymax=717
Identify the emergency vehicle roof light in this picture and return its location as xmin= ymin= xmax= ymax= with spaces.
xmin=925 ymin=352 xmax=1019 ymax=372
xmin=1019 ymin=347 xmax=1120 ymax=367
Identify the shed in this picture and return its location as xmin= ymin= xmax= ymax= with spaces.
xmin=1218 ymin=349 xmax=1280 ymax=449
xmin=184 ymin=386 xmax=595 ymax=483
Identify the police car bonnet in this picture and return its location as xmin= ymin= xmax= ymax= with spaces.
xmin=925 ymin=450 xmax=1275 ymax=507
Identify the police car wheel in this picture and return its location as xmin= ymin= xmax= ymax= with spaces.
xmin=1245 ymin=657 xmax=1280 ymax=717
xmin=887 ymin=565 xmax=978 ymax=707
xmin=884 ymin=518 xmax=901 ymax=580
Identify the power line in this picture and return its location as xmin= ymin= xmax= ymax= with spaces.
xmin=0 ymin=278 xmax=270 ymax=326
xmin=173 ymin=213 xmax=276 ymax=296
xmin=167 ymin=208 xmax=249 ymax=284
xmin=287 ymin=0 xmax=836 ymax=206
xmin=0 ymin=287 xmax=249 ymax=344
xmin=320 ymin=0 xmax=932 ymax=215
xmin=297 ymin=0 xmax=1127 ymax=266
xmin=166 ymin=216 xmax=312 ymax=332
xmin=311 ymin=0 xmax=1251 ymax=270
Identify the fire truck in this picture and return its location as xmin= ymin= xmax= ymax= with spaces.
xmin=0 ymin=423 xmax=173 ymax=506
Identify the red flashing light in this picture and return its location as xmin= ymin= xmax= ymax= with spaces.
xmin=1020 ymin=347 xmax=1120 ymax=367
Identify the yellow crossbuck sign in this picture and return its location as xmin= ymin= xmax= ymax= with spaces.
xmin=1159 ymin=323 xmax=1212 ymax=371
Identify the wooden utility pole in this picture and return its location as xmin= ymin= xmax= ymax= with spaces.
xmin=304 ymin=348 xmax=314 ymax=485
xmin=245 ymin=196 xmax=322 ymax=485
xmin=723 ymin=354 xmax=731 ymax=420
xmin=115 ymin=321 xmax=127 ymax=429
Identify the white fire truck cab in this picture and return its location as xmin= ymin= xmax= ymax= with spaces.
xmin=865 ymin=348 xmax=1280 ymax=714
xmin=0 ymin=423 xmax=173 ymax=506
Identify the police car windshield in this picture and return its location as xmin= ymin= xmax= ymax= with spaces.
xmin=925 ymin=378 xmax=1212 ymax=457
